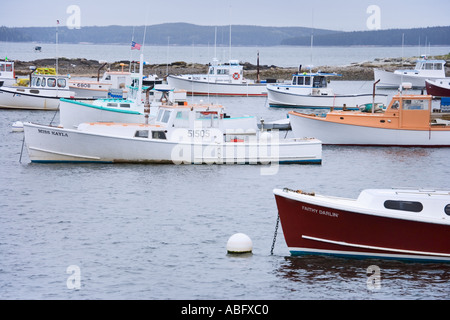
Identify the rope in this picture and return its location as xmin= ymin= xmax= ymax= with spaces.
xmin=270 ymin=214 xmax=280 ymax=255
xmin=19 ymin=134 xmax=25 ymax=163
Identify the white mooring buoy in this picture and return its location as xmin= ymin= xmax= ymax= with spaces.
xmin=227 ymin=233 xmax=253 ymax=254
xmin=12 ymin=121 xmax=24 ymax=132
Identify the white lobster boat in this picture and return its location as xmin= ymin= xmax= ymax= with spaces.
xmin=374 ymin=58 xmax=446 ymax=89
xmin=69 ymin=71 xmax=134 ymax=99
xmin=167 ymin=59 xmax=268 ymax=97
xmin=23 ymin=101 xmax=322 ymax=165
xmin=267 ymin=71 xmax=388 ymax=109
xmin=0 ymin=68 xmax=75 ymax=110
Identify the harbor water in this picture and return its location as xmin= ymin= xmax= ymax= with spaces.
xmin=0 ymin=78 xmax=449 ymax=301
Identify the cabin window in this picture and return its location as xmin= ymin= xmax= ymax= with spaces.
xmin=0 ymin=64 xmax=4 ymax=72
xmin=434 ymin=63 xmax=443 ymax=70
xmin=5 ymin=64 xmax=12 ymax=72
xmin=107 ymin=103 xmax=118 ymax=108
xmin=445 ymin=204 xmax=450 ymax=216
xmin=403 ymin=99 xmax=428 ymax=110
xmin=120 ymin=104 xmax=131 ymax=108
xmin=292 ymin=77 xmax=297 ymax=85
xmin=423 ymin=63 xmax=434 ymax=70
xmin=35 ymin=77 xmax=41 ymax=87
xmin=384 ymin=200 xmax=423 ymax=213
xmin=161 ymin=110 xmax=172 ymax=123
xmin=152 ymin=131 xmax=167 ymax=140
xmin=209 ymin=68 xmax=215 ymax=75
xmin=47 ymin=78 xmax=56 ymax=87
xmin=217 ymin=69 xmax=229 ymax=75
xmin=41 ymin=78 xmax=46 ymax=87
xmin=304 ymin=77 xmax=311 ymax=86
xmin=297 ymin=77 xmax=304 ymax=85
xmin=57 ymin=79 xmax=66 ymax=88
xmin=313 ymin=76 xmax=327 ymax=88
xmin=135 ymin=130 xmax=149 ymax=138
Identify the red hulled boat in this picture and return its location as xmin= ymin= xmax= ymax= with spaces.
xmin=426 ymin=79 xmax=450 ymax=97
xmin=273 ymin=188 xmax=450 ymax=262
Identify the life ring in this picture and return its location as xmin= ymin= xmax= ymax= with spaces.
xmin=232 ymin=73 xmax=240 ymax=80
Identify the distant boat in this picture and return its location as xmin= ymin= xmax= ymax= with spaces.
xmin=374 ymin=57 xmax=446 ymax=89
xmin=289 ymin=91 xmax=450 ymax=147
xmin=167 ymin=59 xmax=269 ymax=97
xmin=426 ymin=78 xmax=450 ymax=97
xmin=273 ymin=187 xmax=450 ymax=262
xmin=0 ymin=68 xmax=75 ymax=110
xmin=267 ymin=69 xmax=388 ymax=109
xmin=0 ymin=60 xmax=16 ymax=87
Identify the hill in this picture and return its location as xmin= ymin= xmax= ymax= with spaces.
xmin=0 ymin=23 xmax=336 ymax=46
xmin=281 ymin=26 xmax=450 ymax=46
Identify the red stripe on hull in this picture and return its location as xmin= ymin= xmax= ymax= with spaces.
xmin=274 ymin=195 xmax=450 ymax=259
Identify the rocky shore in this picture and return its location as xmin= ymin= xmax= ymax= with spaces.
xmin=12 ymin=54 xmax=450 ymax=82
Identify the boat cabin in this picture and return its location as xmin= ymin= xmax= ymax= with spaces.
xmin=0 ymin=60 xmax=15 ymax=86
xmin=206 ymin=59 xmax=244 ymax=83
xmin=290 ymin=73 xmax=339 ymax=88
xmin=101 ymin=71 xmax=132 ymax=89
xmin=396 ymin=59 xmax=446 ymax=78
xmin=324 ymin=94 xmax=434 ymax=129
xmin=30 ymin=74 xmax=70 ymax=90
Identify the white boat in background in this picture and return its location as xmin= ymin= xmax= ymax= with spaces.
xmin=167 ymin=59 xmax=268 ymax=97
xmin=23 ymin=100 xmax=322 ymax=165
xmin=374 ymin=58 xmax=447 ymax=89
xmin=0 ymin=68 xmax=75 ymax=110
xmin=267 ymin=70 xmax=388 ymax=109
xmin=59 ymin=87 xmax=187 ymax=129
xmin=60 ymin=54 xmax=187 ymax=129
xmin=0 ymin=60 xmax=16 ymax=87
xmin=69 ymin=70 xmax=134 ymax=99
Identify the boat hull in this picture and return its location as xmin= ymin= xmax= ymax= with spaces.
xmin=23 ymin=123 xmax=322 ymax=165
xmin=274 ymin=190 xmax=450 ymax=262
xmin=59 ymin=99 xmax=145 ymax=129
xmin=426 ymin=79 xmax=450 ymax=97
xmin=374 ymin=69 xmax=441 ymax=89
xmin=267 ymin=85 xmax=388 ymax=109
xmin=289 ymin=112 xmax=450 ymax=147
xmin=167 ymin=75 xmax=267 ymax=97
xmin=0 ymin=87 xmax=74 ymax=110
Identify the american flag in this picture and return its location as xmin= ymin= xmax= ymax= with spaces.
xmin=131 ymin=41 xmax=141 ymax=50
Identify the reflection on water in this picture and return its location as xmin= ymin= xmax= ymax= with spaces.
xmin=276 ymin=255 xmax=450 ymax=299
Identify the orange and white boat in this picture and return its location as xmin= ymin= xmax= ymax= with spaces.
xmin=289 ymin=92 xmax=450 ymax=147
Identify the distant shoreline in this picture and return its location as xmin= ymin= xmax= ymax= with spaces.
xmin=11 ymin=54 xmax=450 ymax=82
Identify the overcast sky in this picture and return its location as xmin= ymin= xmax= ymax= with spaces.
xmin=1 ymin=0 xmax=449 ymax=31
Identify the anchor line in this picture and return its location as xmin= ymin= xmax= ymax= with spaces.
xmin=270 ymin=214 xmax=280 ymax=255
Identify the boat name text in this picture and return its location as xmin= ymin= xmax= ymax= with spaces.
xmin=302 ymin=205 xmax=339 ymax=218
xmin=38 ymin=129 xmax=69 ymax=137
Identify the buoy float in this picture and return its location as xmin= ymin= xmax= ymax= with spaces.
xmin=12 ymin=121 xmax=24 ymax=132
xmin=226 ymin=233 xmax=253 ymax=254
